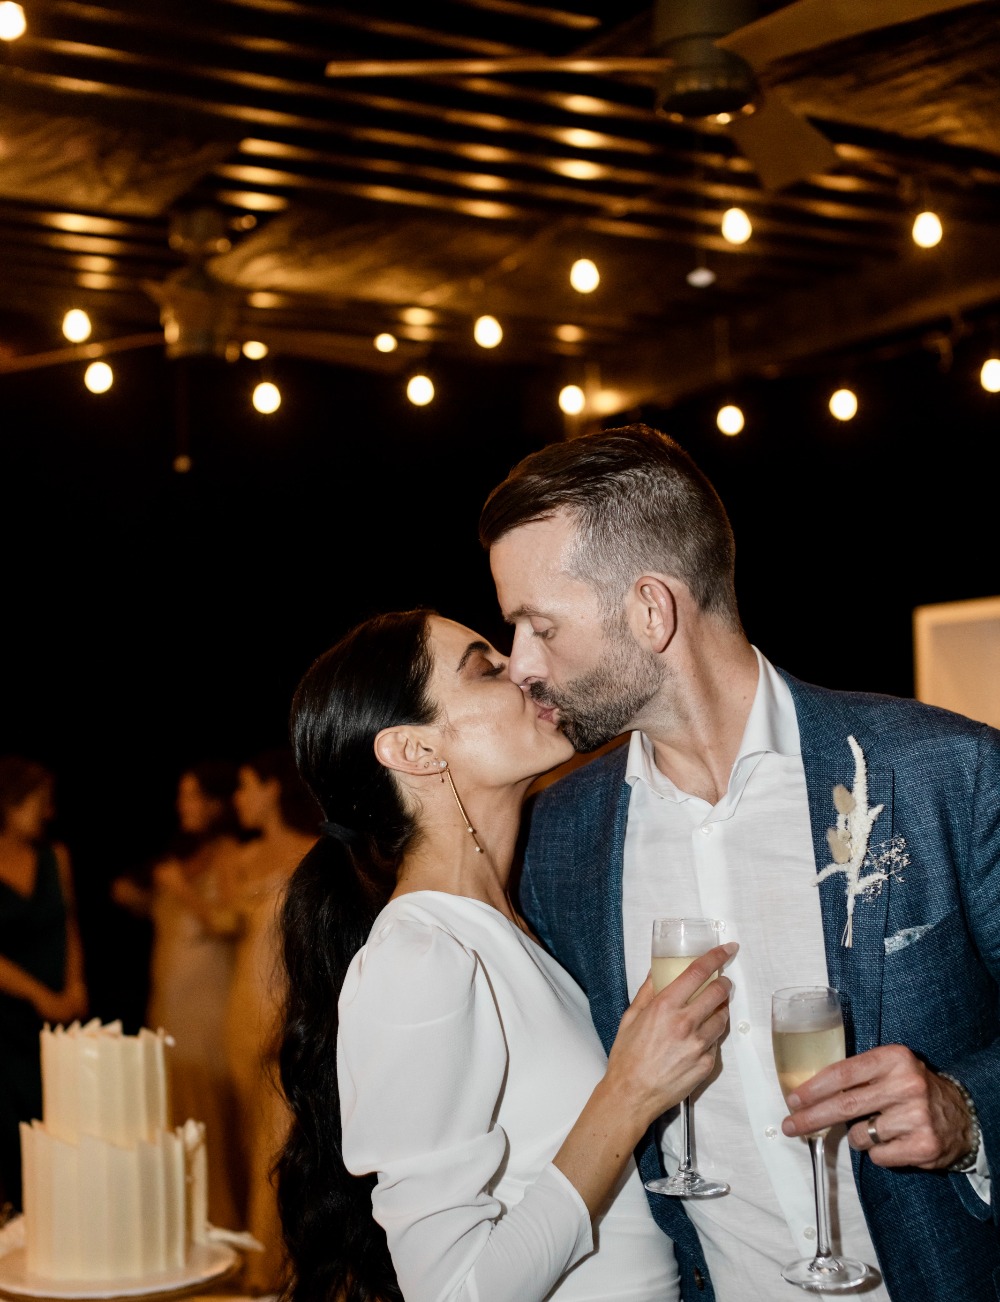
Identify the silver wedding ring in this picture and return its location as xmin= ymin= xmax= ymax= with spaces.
xmin=866 ymin=1114 xmax=881 ymax=1145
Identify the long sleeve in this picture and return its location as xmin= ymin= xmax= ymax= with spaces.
xmin=338 ymin=911 xmax=594 ymax=1302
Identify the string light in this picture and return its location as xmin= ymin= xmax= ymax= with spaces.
xmin=716 ymin=403 xmax=744 ymax=436
xmin=62 ymin=309 xmax=92 ymax=343
xmin=473 ymin=315 xmax=503 ymax=348
xmin=84 ymin=361 xmax=113 ymax=394
xmin=980 ymin=358 xmax=1000 ymax=393
xmin=912 ymin=211 xmax=943 ymax=248
xmin=242 ymin=340 xmax=268 ymax=359
xmin=0 ymin=2 xmax=26 ymax=40
xmin=407 ymin=374 xmax=434 ymax=406
xmin=374 ymin=332 xmax=398 ymax=353
xmin=253 ymin=381 xmax=281 ymax=413
xmin=829 ymin=387 xmax=858 ymax=421
xmin=569 ymin=258 xmax=600 ymax=293
xmin=721 ymin=208 xmax=752 ymax=245
xmin=558 ymin=384 xmax=585 ymax=415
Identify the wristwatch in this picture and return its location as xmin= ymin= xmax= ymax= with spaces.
xmin=940 ymin=1071 xmax=981 ymax=1173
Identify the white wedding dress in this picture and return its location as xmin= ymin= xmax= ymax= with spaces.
xmin=338 ymin=891 xmax=679 ymax=1302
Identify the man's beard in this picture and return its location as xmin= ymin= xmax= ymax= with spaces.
xmin=529 ymin=623 xmax=663 ymax=753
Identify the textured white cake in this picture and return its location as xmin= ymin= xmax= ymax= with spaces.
xmin=19 ymin=1019 xmax=208 ymax=1282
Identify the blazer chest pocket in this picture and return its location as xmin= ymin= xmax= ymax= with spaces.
xmin=881 ymin=906 xmax=995 ymax=1061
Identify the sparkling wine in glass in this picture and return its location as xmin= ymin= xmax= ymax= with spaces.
xmin=644 ymin=916 xmax=730 ymax=1199
xmin=771 ymin=986 xmax=873 ymax=1292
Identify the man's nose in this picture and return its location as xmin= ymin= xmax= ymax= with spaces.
xmin=506 ymin=627 xmax=545 ymax=688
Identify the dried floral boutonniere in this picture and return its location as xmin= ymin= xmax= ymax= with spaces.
xmin=815 ymin=735 xmax=909 ymax=947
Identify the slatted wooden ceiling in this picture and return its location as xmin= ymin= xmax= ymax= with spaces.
xmin=1 ymin=0 xmax=1000 ymax=412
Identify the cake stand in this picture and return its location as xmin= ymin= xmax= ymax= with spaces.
xmin=0 ymin=1230 xmax=239 ymax=1301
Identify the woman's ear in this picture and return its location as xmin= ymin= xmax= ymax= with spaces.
xmin=373 ymin=728 xmax=438 ymax=776
xmin=630 ymin=575 xmax=677 ymax=654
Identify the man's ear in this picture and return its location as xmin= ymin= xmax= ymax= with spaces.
xmin=630 ymin=575 xmax=677 ymax=654
xmin=373 ymin=727 xmax=439 ymax=776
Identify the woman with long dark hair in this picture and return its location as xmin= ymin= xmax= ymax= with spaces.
xmin=276 ymin=610 xmax=735 ymax=1302
xmin=225 ymin=747 xmax=318 ymax=1294
xmin=0 ymin=755 xmax=87 ymax=1213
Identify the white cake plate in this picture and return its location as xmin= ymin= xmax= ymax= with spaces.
xmin=0 ymin=1242 xmax=239 ymax=1300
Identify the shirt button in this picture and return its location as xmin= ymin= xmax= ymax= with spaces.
xmin=737 ymin=1020 xmax=750 ymax=1035
xmin=699 ymin=825 xmax=714 ymax=836
xmin=803 ymin=1227 xmax=816 ymax=1241
xmin=764 ymin=1126 xmax=778 ymax=1139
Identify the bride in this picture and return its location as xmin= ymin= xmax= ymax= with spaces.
xmin=275 ymin=608 xmax=734 ymax=1302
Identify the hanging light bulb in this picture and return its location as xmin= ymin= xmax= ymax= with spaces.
xmin=559 ymin=384 xmax=586 ymax=415
xmin=242 ymin=340 xmax=268 ymax=359
xmin=253 ymin=381 xmax=281 ymax=413
xmin=716 ymin=403 xmax=744 ymax=436
xmin=980 ymin=358 xmax=1000 ymax=393
xmin=62 ymin=309 xmax=92 ymax=343
xmin=829 ymin=387 xmax=858 ymax=421
xmin=569 ymin=258 xmax=600 ymax=293
xmin=721 ymin=208 xmax=752 ymax=245
xmin=374 ymin=332 xmax=398 ymax=353
xmin=0 ymin=3 xmax=27 ymax=40
xmin=84 ymin=361 xmax=113 ymax=394
xmin=473 ymin=315 xmax=503 ymax=348
xmin=912 ymin=211 xmax=943 ymax=248
xmin=407 ymin=374 xmax=434 ymax=406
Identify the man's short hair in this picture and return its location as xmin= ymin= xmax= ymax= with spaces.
xmin=479 ymin=422 xmax=741 ymax=627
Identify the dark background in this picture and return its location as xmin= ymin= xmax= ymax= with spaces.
xmin=2 ymin=339 xmax=996 ymax=1026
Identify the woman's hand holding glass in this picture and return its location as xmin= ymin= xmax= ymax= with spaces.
xmin=604 ymin=941 xmax=735 ymax=1150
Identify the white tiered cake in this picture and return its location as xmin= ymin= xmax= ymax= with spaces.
xmin=18 ymin=1019 xmax=209 ymax=1284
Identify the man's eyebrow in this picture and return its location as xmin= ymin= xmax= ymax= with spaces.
xmin=456 ymin=640 xmax=493 ymax=672
xmin=503 ymin=605 xmax=545 ymax=623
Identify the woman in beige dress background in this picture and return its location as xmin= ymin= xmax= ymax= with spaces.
xmin=112 ymin=760 xmax=245 ymax=1231
xmin=227 ymin=749 xmax=318 ymax=1294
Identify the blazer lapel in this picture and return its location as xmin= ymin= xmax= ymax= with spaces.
xmin=587 ymin=761 xmax=633 ymax=1058
xmin=797 ymin=710 xmax=891 ymax=1056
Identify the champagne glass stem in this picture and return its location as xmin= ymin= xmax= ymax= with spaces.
xmin=677 ymin=1096 xmax=694 ymax=1173
xmin=808 ymin=1133 xmax=835 ymax=1266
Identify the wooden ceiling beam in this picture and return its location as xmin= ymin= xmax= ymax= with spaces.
xmin=49 ymin=0 xmax=541 ymax=58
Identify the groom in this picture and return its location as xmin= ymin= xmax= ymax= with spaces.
xmin=479 ymin=423 xmax=998 ymax=1301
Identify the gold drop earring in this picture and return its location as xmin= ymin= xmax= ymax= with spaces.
xmin=437 ymin=760 xmax=484 ymax=854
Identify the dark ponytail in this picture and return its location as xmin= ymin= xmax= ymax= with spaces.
xmin=276 ymin=610 xmax=437 ymax=1302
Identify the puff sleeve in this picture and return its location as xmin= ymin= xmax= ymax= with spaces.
xmin=338 ymin=913 xmax=594 ymax=1302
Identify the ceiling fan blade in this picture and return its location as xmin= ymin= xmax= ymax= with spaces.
xmin=728 ymin=93 xmax=840 ymax=190
xmin=718 ymin=0 xmax=990 ymax=70
xmin=0 ymin=333 xmax=162 ymax=376
xmin=323 ymin=56 xmax=670 ymax=78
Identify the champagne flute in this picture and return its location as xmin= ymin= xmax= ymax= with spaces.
xmin=644 ymin=916 xmax=730 ymax=1199
xmin=771 ymin=986 xmax=873 ymax=1292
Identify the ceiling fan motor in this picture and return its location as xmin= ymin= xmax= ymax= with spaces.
xmin=653 ymin=0 xmax=760 ymax=119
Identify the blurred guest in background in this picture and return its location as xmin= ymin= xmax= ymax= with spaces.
xmin=111 ymin=759 xmax=245 ymax=1230
xmin=227 ymin=748 xmax=318 ymax=1293
xmin=0 ymin=755 xmax=87 ymax=1212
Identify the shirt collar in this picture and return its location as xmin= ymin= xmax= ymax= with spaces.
xmin=625 ymin=647 xmax=801 ymax=806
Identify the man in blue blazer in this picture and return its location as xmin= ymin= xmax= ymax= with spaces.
xmin=479 ymin=423 xmax=998 ymax=1301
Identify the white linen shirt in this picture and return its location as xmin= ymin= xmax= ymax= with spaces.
xmin=621 ymin=648 xmax=891 ymax=1302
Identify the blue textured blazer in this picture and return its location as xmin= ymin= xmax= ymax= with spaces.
xmin=519 ymin=670 xmax=1000 ymax=1301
